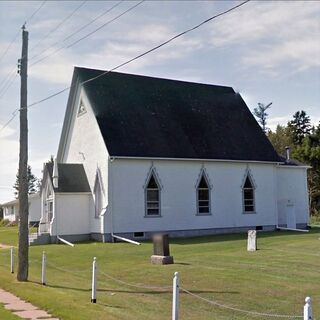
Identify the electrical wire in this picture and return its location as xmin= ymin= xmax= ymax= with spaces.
xmin=0 ymin=1 xmax=46 ymax=65
xmin=27 ymin=0 xmax=250 ymax=108
xmin=0 ymin=68 xmax=16 ymax=94
xmin=29 ymin=1 xmax=87 ymax=54
xmin=0 ymin=72 xmax=18 ymax=100
xmin=30 ymin=0 xmax=144 ymax=67
xmin=0 ymin=1 xmax=46 ymax=99
xmin=0 ymin=0 xmax=250 ymax=134
xmin=29 ymin=1 xmax=123 ymax=62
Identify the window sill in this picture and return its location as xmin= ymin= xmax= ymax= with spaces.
xmin=196 ymin=213 xmax=212 ymax=216
xmin=242 ymin=211 xmax=257 ymax=214
xmin=144 ymin=215 xmax=162 ymax=218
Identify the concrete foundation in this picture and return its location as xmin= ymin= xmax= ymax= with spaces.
xmin=151 ymin=255 xmax=174 ymax=265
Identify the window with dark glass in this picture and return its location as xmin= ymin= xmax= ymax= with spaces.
xmin=145 ymin=174 xmax=160 ymax=216
xmin=243 ymin=175 xmax=255 ymax=212
xmin=197 ymin=175 xmax=210 ymax=214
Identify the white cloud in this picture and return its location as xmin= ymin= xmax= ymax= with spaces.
xmin=0 ymin=126 xmax=19 ymax=202
xmin=209 ymin=1 xmax=320 ymax=74
xmin=29 ymin=22 xmax=204 ymax=84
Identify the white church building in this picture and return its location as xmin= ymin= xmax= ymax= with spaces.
xmin=36 ymin=67 xmax=309 ymax=244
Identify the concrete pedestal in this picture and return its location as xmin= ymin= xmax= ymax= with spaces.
xmin=151 ymin=255 xmax=174 ymax=265
xmin=247 ymin=230 xmax=257 ymax=251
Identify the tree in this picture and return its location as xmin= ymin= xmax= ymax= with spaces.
xmin=292 ymin=122 xmax=320 ymax=214
xmin=267 ymin=125 xmax=294 ymax=156
xmin=288 ymin=110 xmax=312 ymax=145
xmin=13 ymin=165 xmax=39 ymax=198
xmin=253 ymin=102 xmax=272 ymax=133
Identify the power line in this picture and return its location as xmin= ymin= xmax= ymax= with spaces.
xmin=0 ymin=109 xmax=19 ymax=134
xmin=0 ymin=67 xmax=16 ymax=93
xmin=0 ymin=1 xmax=46 ymax=99
xmin=0 ymin=72 xmax=17 ymax=100
xmin=27 ymin=0 xmax=250 ymax=108
xmin=29 ymin=1 xmax=87 ymax=54
xmin=29 ymin=0 xmax=143 ymax=67
xmin=0 ymin=31 xmax=20 ymax=65
xmin=26 ymin=0 xmax=47 ymax=24
xmin=0 ymin=1 xmax=46 ymax=65
xmin=29 ymin=1 xmax=123 ymax=62
xmin=0 ymin=0 xmax=250 ymax=134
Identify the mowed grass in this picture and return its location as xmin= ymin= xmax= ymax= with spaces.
xmin=0 ymin=226 xmax=320 ymax=320
xmin=0 ymin=304 xmax=20 ymax=320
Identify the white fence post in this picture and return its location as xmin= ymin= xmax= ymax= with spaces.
xmin=91 ymin=257 xmax=97 ymax=303
xmin=172 ymin=272 xmax=179 ymax=320
xmin=41 ymin=251 xmax=46 ymax=285
xmin=10 ymin=247 xmax=14 ymax=273
xmin=304 ymin=297 xmax=312 ymax=320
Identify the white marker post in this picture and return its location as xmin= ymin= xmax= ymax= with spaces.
xmin=172 ymin=272 xmax=179 ymax=320
xmin=304 ymin=297 xmax=313 ymax=320
xmin=91 ymin=257 xmax=97 ymax=303
xmin=41 ymin=251 xmax=46 ymax=285
xmin=10 ymin=247 xmax=14 ymax=273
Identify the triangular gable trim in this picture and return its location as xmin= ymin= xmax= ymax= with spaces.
xmin=143 ymin=164 xmax=163 ymax=190
xmin=241 ymin=166 xmax=257 ymax=190
xmin=195 ymin=166 xmax=212 ymax=189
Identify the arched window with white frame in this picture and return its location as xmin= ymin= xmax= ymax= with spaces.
xmin=242 ymin=173 xmax=255 ymax=213
xmin=145 ymin=172 xmax=161 ymax=217
xmin=196 ymin=173 xmax=211 ymax=215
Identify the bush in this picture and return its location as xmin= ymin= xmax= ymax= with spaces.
xmin=0 ymin=219 xmax=17 ymax=227
xmin=0 ymin=219 xmax=10 ymax=227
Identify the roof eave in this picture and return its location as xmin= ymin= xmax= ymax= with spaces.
xmin=109 ymin=155 xmax=282 ymax=165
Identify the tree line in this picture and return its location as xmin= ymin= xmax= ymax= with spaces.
xmin=254 ymin=105 xmax=320 ymax=216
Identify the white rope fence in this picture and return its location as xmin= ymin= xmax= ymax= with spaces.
xmin=100 ymin=270 xmax=171 ymax=291
xmin=0 ymin=250 xmax=314 ymax=320
xmin=180 ymin=287 xmax=304 ymax=318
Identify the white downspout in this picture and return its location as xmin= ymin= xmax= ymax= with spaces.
xmin=52 ymin=159 xmax=58 ymax=242
xmin=276 ymin=226 xmax=309 ymax=232
xmin=52 ymin=158 xmax=59 ymax=188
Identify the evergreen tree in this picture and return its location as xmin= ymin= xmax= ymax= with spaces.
xmin=267 ymin=125 xmax=294 ymax=156
xmin=13 ymin=165 xmax=39 ymax=198
xmin=288 ymin=110 xmax=312 ymax=145
xmin=253 ymin=102 xmax=272 ymax=133
xmin=292 ymin=122 xmax=320 ymax=214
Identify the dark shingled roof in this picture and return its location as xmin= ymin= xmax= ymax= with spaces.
xmin=278 ymin=156 xmax=308 ymax=167
xmin=45 ymin=163 xmax=91 ymax=193
xmin=76 ymin=67 xmax=280 ymax=162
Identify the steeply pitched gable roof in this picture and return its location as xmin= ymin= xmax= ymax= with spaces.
xmin=74 ymin=67 xmax=280 ymax=162
xmin=44 ymin=163 xmax=91 ymax=193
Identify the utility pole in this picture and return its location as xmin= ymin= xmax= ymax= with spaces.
xmin=17 ymin=24 xmax=29 ymax=282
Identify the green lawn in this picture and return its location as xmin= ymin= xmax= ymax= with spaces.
xmin=0 ymin=304 xmax=20 ymax=320
xmin=0 ymin=226 xmax=319 ymax=319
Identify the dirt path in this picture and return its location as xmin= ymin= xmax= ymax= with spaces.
xmin=0 ymin=244 xmax=13 ymax=249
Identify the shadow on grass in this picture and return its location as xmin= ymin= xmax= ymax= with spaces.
xmin=97 ymin=301 xmax=122 ymax=309
xmin=96 ymin=288 xmax=240 ymax=295
xmin=168 ymin=228 xmax=320 ymax=245
xmin=44 ymin=283 xmax=91 ymax=292
xmin=40 ymin=282 xmax=239 ymax=296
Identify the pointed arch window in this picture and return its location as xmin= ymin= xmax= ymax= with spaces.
xmin=197 ymin=174 xmax=211 ymax=215
xmin=145 ymin=173 xmax=160 ymax=216
xmin=243 ymin=175 xmax=255 ymax=213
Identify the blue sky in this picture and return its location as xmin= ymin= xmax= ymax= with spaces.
xmin=0 ymin=0 xmax=319 ymax=202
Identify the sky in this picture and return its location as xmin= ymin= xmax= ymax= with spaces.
xmin=0 ymin=0 xmax=319 ymax=203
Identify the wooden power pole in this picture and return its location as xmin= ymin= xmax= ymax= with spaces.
xmin=17 ymin=24 xmax=29 ymax=282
